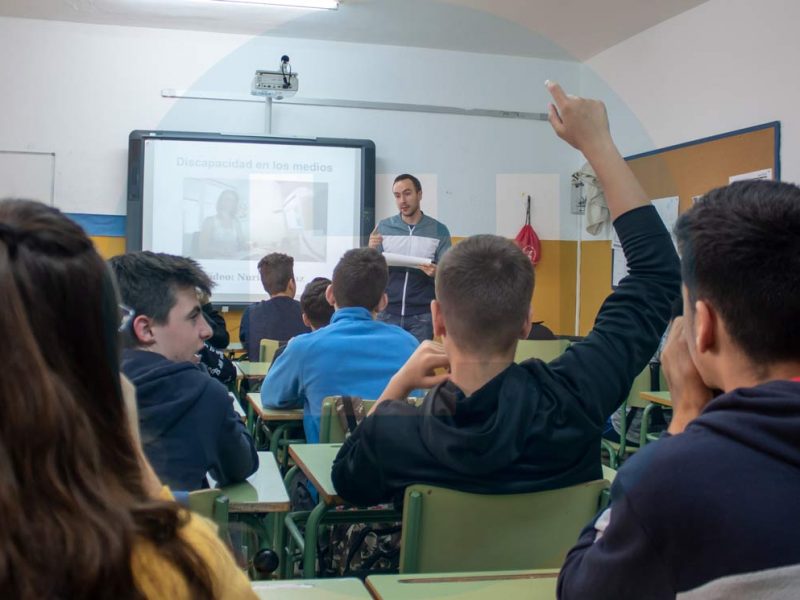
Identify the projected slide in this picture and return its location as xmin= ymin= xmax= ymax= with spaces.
xmin=183 ymin=178 xmax=329 ymax=262
xmin=129 ymin=133 xmax=375 ymax=304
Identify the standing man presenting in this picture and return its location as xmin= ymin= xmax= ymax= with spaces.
xmin=369 ymin=174 xmax=452 ymax=342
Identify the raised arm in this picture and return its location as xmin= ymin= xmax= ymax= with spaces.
xmin=527 ymin=81 xmax=680 ymax=423
xmin=546 ymin=80 xmax=648 ymax=220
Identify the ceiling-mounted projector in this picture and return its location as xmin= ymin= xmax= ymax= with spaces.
xmin=252 ymin=54 xmax=298 ymax=99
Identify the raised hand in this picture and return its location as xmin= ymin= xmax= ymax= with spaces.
xmin=546 ymin=80 xmax=612 ymax=156
xmin=544 ymin=79 xmax=648 ymax=219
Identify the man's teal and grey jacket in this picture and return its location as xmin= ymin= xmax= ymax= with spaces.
xmin=374 ymin=213 xmax=451 ymax=316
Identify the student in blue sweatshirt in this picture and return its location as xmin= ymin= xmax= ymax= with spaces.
xmin=111 ymin=252 xmax=258 ymax=491
xmin=261 ymin=248 xmax=418 ymax=444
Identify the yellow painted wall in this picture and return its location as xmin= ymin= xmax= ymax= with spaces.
xmin=578 ymin=240 xmax=613 ymax=336
xmin=531 ymin=240 xmax=577 ymax=336
xmin=91 ymin=235 xmax=125 ymax=259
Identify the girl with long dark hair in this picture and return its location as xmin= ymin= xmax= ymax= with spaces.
xmin=0 ymin=199 xmax=255 ymax=599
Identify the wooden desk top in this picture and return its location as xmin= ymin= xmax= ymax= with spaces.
xmin=210 ymin=451 xmax=290 ymax=513
xmin=639 ymin=390 xmax=672 ymax=407
xmin=252 ymin=578 xmax=370 ymax=599
xmin=236 ymin=361 xmax=270 ymax=379
xmin=366 ymin=569 xmax=560 ymax=600
xmin=289 ymin=443 xmax=343 ymax=506
xmin=245 ymin=393 xmax=304 ymax=421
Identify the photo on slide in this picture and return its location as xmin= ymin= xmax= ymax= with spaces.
xmin=182 ymin=177 xmax=329 ymax=262
xmin=183 ymin=178 xmax=250 ymax=259
xmin=248 ymin=176 xmax=329 ymax=263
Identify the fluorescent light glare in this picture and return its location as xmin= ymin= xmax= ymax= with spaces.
xmin=211 ymin=0 xmax=339 ymax=9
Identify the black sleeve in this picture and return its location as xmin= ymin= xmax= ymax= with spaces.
xmin=331 ymin=406 xmax=394 ymax=507
xmin=202 ymin=303 xmax=230 ymax=349
xmin=530 ymin=205 xmax=681 ymax=425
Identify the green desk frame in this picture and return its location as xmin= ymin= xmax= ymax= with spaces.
xmin=283 ymin=444 xmax=401 ymax=579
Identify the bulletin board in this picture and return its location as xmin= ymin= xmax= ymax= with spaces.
xmin=579 ymin=121 xmax=780 ymax=335
xmin=625 ymin=121 xmax=780 ymax=214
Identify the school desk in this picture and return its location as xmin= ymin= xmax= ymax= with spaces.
xmin=285 ymin=443 xmax=401 ymax=579
xmin=252 ymin=578 xmax=371 ymax=599
xmin=246 ymin=393 xmax=304 ymax=423
xmin=224 ymin=341 xmax=245 ymax=359
xmin=639 ymin=390 xmax=672 ymax=407
xmin=639 ymin=390 xmax=673 ymax=445
xmin=236 ymin=360 xmax=270 ymax=379
xmin=366 ymin=569 xmax=560 ymax=600
xmin=246 ymin=392 xmax=305 ymax=465
xmin=210 ymin=451 xmax=290 ymax=514
xmin=209 ymin=451 xmax=290 ymax=570
xmin=234 ymin=363 xmax=271 ymax=432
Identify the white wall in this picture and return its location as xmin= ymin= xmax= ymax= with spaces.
xmin=0 ymin=16 xmax=584 ymax=239
xmin=584 ymin=0 xmax=798 ymax=183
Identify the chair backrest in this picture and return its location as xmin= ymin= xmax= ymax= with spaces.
xmin=188 ymin=489 xmax=230 ymax=540
xmin=319 ymin=396 xmax=376 ymax=443
xmin=399 ymin=478 xmax=609 ymax=574
xmin=601 ymin=464 xmax=617 ymax=484
xmin=626 ymin=366 xmax=655 ymax=410
xmin=606 ymin=366 xmax=656 ymax=463
xmin=259 ymin=338 xmax=281 ymax=363
xmin=514 ymin=339 xmax=571 ymax=363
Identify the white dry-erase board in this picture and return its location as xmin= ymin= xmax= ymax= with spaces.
xmin=0 ymin=150 xmax=55 ymax=205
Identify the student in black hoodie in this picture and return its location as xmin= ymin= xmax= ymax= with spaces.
xmin=110 ymin=252 xmax=258 ymax=491
xmin=331 ymin=81 xmax=680 ymax=506
xmin=558 ymin=179 xmax=800 ymax=598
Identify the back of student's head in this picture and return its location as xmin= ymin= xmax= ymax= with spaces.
xmin=0 ymin=199 xmax=213 ymax=598
xmin=675 ymin=179 xmax=800 ymax=364
xmin=258 ymin=252 xmax=294 ymax=295
xmin=332 ymin=248 xmax=388 ymax=310
xmin=301 ymin=276 xmax=334 ymax=328
xmin=436 ymin=235 xmax=534 ymax=355
xmin=109 ymin=251 xmax=212 ymax=343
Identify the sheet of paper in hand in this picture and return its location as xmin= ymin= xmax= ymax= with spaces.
xmin=382 ymin=252 xmax=432 ymax=269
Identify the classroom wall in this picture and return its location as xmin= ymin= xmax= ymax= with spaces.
xmin=45 ymin=0 xmax=794 ymax=339
xmin=583 ymin=0 xmax=799 ymax=185
xmin=573 ymin=0 xmax=799 ymax=334
xmin=0 ymin=15 xmax=593 ymax=334
xmin=0 ymin=15 xmax=583 ymax=232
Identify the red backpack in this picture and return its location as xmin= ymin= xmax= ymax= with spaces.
xmin=514 ymin=195 xmax=541 ymax=266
